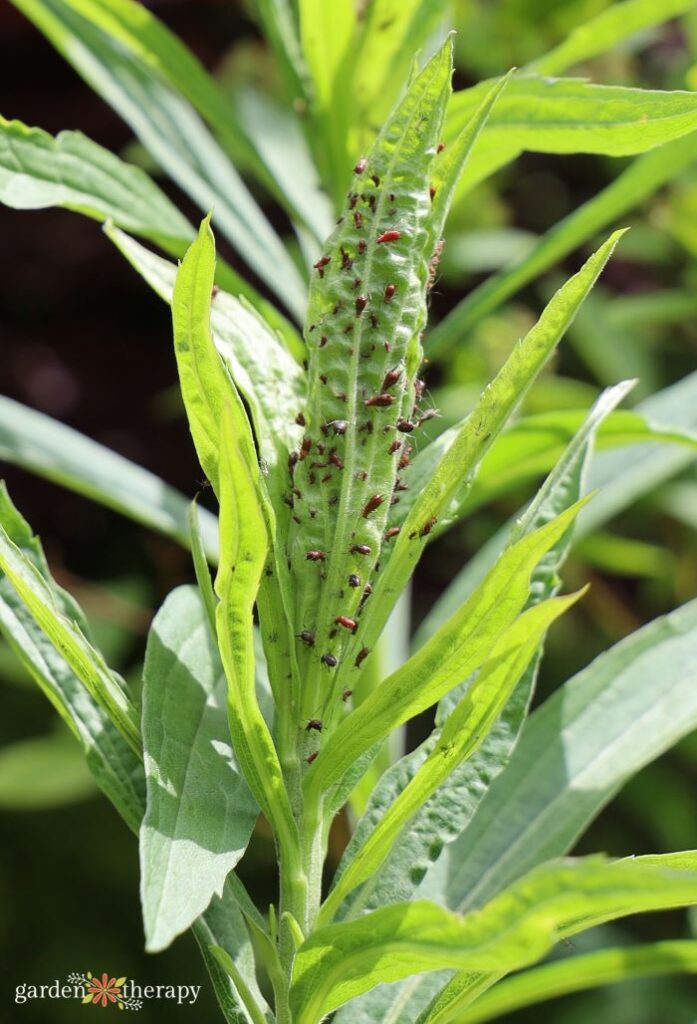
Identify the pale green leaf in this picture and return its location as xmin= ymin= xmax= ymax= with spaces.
xmin=0 ymin=731 xmax=95 ymax=809
xmin=0 ymin=395 xmax=219 ymax=562
xmin=188 ymin=501 xmax=217 ymax=633
xmin=0 ymin=115 xmax=191 ymax=252
xmin=140 ymin=586 xmax=258 ymax=952
xmin=291 ymin=855 xmax=697 ymax=1022
xmin=455 ymin=940 xmax=697 ymax=1024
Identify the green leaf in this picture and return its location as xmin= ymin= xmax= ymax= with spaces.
xmin=319 ymin=591 xmax=582 ymax=925
xmin=0 ymin=731 xmax=95 ymax=809
xmin=339 ymin=232 xmax=622 ymax=684
xmin=0 ymin=396 xmax=219 ymax=562
xmin=215 ymin=405 xmax=298 ymax=859
xmin=443 ymin=597 xmax=697 ymax=917
xmin=0 ymin=522 xmax=140 ymax=754
xmin=304 ymin=502 xmax=584 ymax=806
xmin=210 ymin=948 xmax=269 ymax=1024
xmin=286 ymin=41 xmax=455 ymax=724
xmin=248 ymin=0 xmax=311 ymax=106
xmin=455 ymin=940 xmax=697 ymax=1024
xmin=0 ymin=116 xmax=191 ymax=251
xmin=399 ymin=404 xmax=697 ymax=531
xmin=188 ymin=501 xmax=217 ymax=633
xmin=0 ymin=484 xmax=144 ymax=830
xmin=10 ymin=0 xmax=306 ymax=319
xmin=140 ymin=586 xmax=258 ymax=952
xmin=446 ymin=77 xmax=697 ymax=194
xmin=290 ymin=855 xmax=697 ymax=1022
xmin=527 ymin=0 xmax=697 ymax=77
xmin=428 ymin=131 xmax=697 ymax=356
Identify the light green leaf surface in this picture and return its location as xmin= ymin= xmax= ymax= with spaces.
xmin=527 ymin=0 xmax=697 ymax=77
xmin=0 ymin=115 xmax=191 ymax=251
xmin=248 ymin=0 xmax=311 ymax=105
xmin=455 ymin=940 xmax=697 ymax=1024
xmin=0 ymin=395 xmax=219 ymax=561
xmin=0 ymin=731 xmax=95 ymax=809
xmin=341 ymin=233 xmax=621 ymax=682
xmin=188 ymin=501 xmax=217 ymax=632
xmin=447 ymin=76 xmax=697 ymax=194
xmin=10 ymin=0 xmax=306 ymax=319
xmin=291 ymin=855 xmax=697 ymax=1022
xmin=0 ymin=523 xmax=140 ymax=753
xmin=320 ymin=591 xmax=581 ymax=925
xmin=305 ymin=503 xmax=583 ymax=805
xmin=140 ymin=586 xmax=258 ymax=952
xmin=429 ymin=130 xmax=697 ymax=356
xmin=0 ymin=484 xmax=144 ymax=829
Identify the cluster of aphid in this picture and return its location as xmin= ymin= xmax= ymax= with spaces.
xmin=285 ymin=147 xmax=445 ymax=755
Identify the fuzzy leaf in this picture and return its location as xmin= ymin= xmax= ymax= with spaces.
xmin=291 ymin=854 xmax=697 ymax=1022
xmin=304 ymin=502 xmax=583 ymax=804
xmin=140 ymin=586 xmax=258 ymax=952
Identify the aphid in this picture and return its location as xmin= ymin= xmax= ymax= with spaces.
xmin=382 ymin=367 xmax=402 ymax=390
xmin=369 ymin=313 xmax=379 ymax=328
xmin=384 ymin=283 xmax=396 ymax=302
xmin=355 ymin=647 xmax=370 ymax=668
xmin=377 ymin=230 xmax=401 ymax=244
xmin=310 ymin=460 xmax=327 ymax=469
xmin=418 ymin=407 xmax=439 ymax=425
xmin=368 ymin=194 xmax=377 ymax=213
xmin=348 ymin=192 xmax=358 ymax=209
xmin=362 ymin=494 xmax=384 ymax=517
xmin=414 ymin=378 xmax=426 ymax=398
xmin=321 ymin=473 xmax=333 ymax=483
xmin=351 ymin=544 xmax=371 ymax=555
xmin=358 ymin=239 xmax=367 ymax=254
xmin=428 ymin=239 xmax=445 ymax=290
xmin=343 ymin=323 xmax=354 ymax=334
xmin=321 ymin=653 xmax=338 ymax=668
xmin=352 ymin=277 xmax=362 ymax=290
xmin=388 ymin=439 xmax=402 ymax=454
xmin=355 ymin=295 xmax=368 ymax=315
xmin=365 ymin=393 xmax=394 ymax=408
xmin=370 ymin=174 xmax=380 ymax=187
xmin=340 ymin=247 xmax=353 ymax=270
xmin=306 ymin=550 xmax=326 ymax=561
xmin=385 ymin=526 xmax=401 ymax=540
xmin=319 ymin=374 xmax=328 ymax=385
xmin=355 ymin=469 xmax=368 ymax=481
xmin=397 ymin=418 xmax=415 ymax=433
xmin=319 ymin=335 xmax=328 ymax=348
xmin=354 ymin=157 xmax=367 ymax=174
xmin=398 ymin=445 xmax=413 ymax=469
xmin=329 ymin=451 xmax=344 ymax=469
xmin=353 ymin=210 xmax=363 ymax=229
xmin=329 ymin=627 xmax=338 ymax=639
xmin=288 ymin=451 xmax=299 ymax=471
xmin=283 ymin=494 xmax=294 ymax=508
xmin=292 ymin=514 xmax=301 ymax=524
xmin=394 ymin=477 xmax=409 ymax=492
xmin=306 ymin=719 xmax=323 ymax=732
xmin=363 ymin=582 xmax=373 ymax=595
xmin=307 ymin=751 xmax=318 ymax=764
xmin=437 ymin=141 xmax=445 ymax=153
xmin=298 ymin=630 xmax=315 ymax=647
xmin=429 ymin=185 xmax=437 ymax=201
xmin=330 ymin=419 xmax=348 ymax=435
xmin=335 ymin=615 xmax=358 ymax=631
xmin=295 ymin=412 xmax=306 ymax=426
xmin=211 ymin=285 xmax=220 ymax=298
xmin=348 ymin=574 xmax=361 ymax=588
xmin=342 ymin=689 xmax=353 ymax=702
xmin=293 ymin=487 xmax=302 ymax=499
xmin=419 ymin=517 xmax=438 ymax=537
xmin=313 ymin=255 xmax=331 ymax=276
xmin=299 ymin=436 xmax=312 ymax=460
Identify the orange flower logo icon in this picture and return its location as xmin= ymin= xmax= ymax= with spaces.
xmin=83 ymin=973 xmax=126 ymax=1008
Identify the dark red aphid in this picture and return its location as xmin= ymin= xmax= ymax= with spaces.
xmin=306 ymin=550 xmax=326 ymax=562
xmin=342 ymin=688 xmax=353 ymax=702
xmin=351 ymin=544 xmax=371 ymax=555
xmin=211 ymin=285 xmax=220 ymax=298
xmin=398 ymin=445 xmax=413 ymax=469
xmin=355 ymin=647 xmax=370 ymax=668
xmin=329 ymin=451 xmax=344 ymax=469
xmin=363 ymin=582 xmax=373 ymax=595
xmin=299 ymin=436 xmax=312 ymax=460
xmin=385 ymin=526 xmax=401 ymax=540
xmin=319 ymin=374 xmax=328 ymax=385
xmin=307 ymin=751 xmax=318 ymax=764
xmin=353 ymin=210 xmax=363 ymax=229
xmin=419 ymin=517 xmax=438 ymax=537
xmin=298 ymin=629 xmax=315 ymax=646
xmin=384 ymin=283 xmax=396 ymax=302
xmin=365 ymin=393 xmax=394 ymax=408
xmin=348 ymin=192 xmax=358 ymax=209
xmin=388 ymin=440 xmax=402 ymax=454
xmin=362 ymin=494 xmax=384 ymax=518
xmin=295 ymin=412 xmax=306 ymax=426
xmin=394 ymin=477 xmax=409 ymax=492
xmin=382 ymin=367 xmax=402 ymax=390
xmin=319 ymin=335 xmax=328 ymax=348
xmin=354 ymin=157 xmax=367 ymax=174
xmin=377 ymin=230 xmax=401 ymax=244
xmin=288 ymin=451 xmax=299 ymax=471
xmin=355 ymin=295 xmax=368 ymax=315
xmin=370 ymin=174 xmax=380 ymax=187
xmin=341 ymin=248 xmax=353 ymax=270
xmin=358 ymin=239 xmax=367 ymax=254
xmin=348 ymin=574 xmax=361 ymax=588
xmin=321 ymin=653 xmax=338 ymax=668
xmin=437 ymin=141 xmax=445 ymax=153
xmin=429 ymin=185 xmax=437 ymax=201
xmin=335 ymin=615 xmax=358 ymax=631
xmin=397 ymin=418 xmax=415 ymax=433
xmin=313 ymin=255 xmax=331 ymax=275
xmin=306 ymin=719 xmax=323 ymax=732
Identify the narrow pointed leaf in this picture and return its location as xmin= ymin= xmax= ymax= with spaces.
xmin=0 ymin=396 xmax=219 ymax=561
xmin=340 ymin=232 xmax=622 ymax=683
xmin=140 ymin=586 xmax=258 ymax=952
xmin=305 ymin=502 xmax=583 ymax=804
xmin=291 ymin=855 xmax=697 ymax=1022
xmin=188 ymin=502 xmax=217 ymax=634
